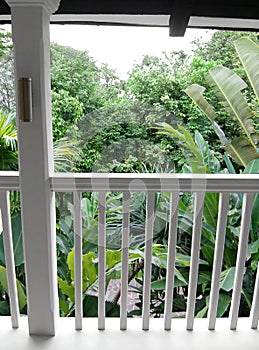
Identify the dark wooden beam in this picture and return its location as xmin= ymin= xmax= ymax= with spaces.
xmin=57 ymin=0 xmax=173 ymax=15
xmin=0 ymin=0 xmax=258 ymax=17
xmin=0 ymin=0 xmax=258 ymax=33
xmin=169 ymin=0 xmax=191 ymax=36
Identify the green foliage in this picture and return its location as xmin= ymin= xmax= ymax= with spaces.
xmin=51 ymin=43 xmax=101 ymax=114
xmin=127 ymin=52 xmax=188 ymax=109
xmin=0 ymin=29 xmax=12 ymax=58
xmin=192 ymin=30 xmax=259 ymax=70
xmin=0 ymin=265 xmax=26 ymax=312
xmin=74 ymin=100 xmax=179 ymax=173
xmin=51 ymin=89 xmax=83 ymax=141
xmin=53 ymin=138 xmax=81 ymax=172
xmin=0 ymin=29 xmax=15 ymax=112
xmin=220 ymin=267 xmax=236 ymax=292
xmin=153 ymin=121 xmax=259 ymax=317
xmin=0 ymin=212 xmax=27 ymax=316
xmin=234 ymin=37 xmax=259 ymax=103
xmin=185 ymin=37 xmax=259 ymax=168
xmin=83 ymin=295 xmax=120 ymax=317
xmin=156 ymin=122 xmax=222 ymax=174
xmin=57 ymin=246 xmax=125 ymax=316
xmin=188 ymin=31 xmax=259 ymax=148
xmin=244 ymin=159 xmax=259 ymax=233
xmin=0 ymin=111 xmax=18 ymax=170
xmin=127 ymin=50 xmax=224 ymax=149
xmin=0 ymin=27 xmax=258 ymax=320
xmin=0 ymin=214 xmax=23 ymax=267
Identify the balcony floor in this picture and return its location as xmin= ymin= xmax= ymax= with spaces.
xmin=1 ymin=317 xmax=259 ymax=350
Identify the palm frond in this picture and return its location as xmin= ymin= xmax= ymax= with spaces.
xmin=53 ymin=137 xmax=80 ymax=172
xmin=155 ymin=122 xmax=207 ymax=172
xmin=0 ymin=112 xmax=17 ymax=150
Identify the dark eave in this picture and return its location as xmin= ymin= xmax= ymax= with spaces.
xmin=0 ymin=0 xmax=258 ymax=36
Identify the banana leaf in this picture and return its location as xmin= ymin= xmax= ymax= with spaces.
xmin=225 ymin=136 xmax=259 ymax=167
xmin=0 ymin=265 xmax=26 ymax=310
xmin=184 ymin=84 xmax=217 ymax=123
xmin=220 ymin=266 xmax=236 ymax=292
xmin=0 ymin=214 xmax=24 ymax=267
xmin=244 ymin=158 xmax=259 ymax=232
xmin=184 ymin=83 xmax=259 ymax=166
xmin=185 ymin=84 xmax=229 ymax=145
xmin=156 ymin=122 xmax=204 ymax=164
xmin=203 ymin=193 xmax=219 ymax=230
xmin=83 ymin=295 xmax=120 ymax=317
xmin=206 ymin=66 xmax=258 ymax=148
xmin=234 ymin=37 xmax=259 ymax=103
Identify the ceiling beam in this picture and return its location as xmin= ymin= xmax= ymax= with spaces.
xmin=0 ymin=0 xmax=258 ymax=35
xmin=169 ymin=0 xmax=191 ymax=36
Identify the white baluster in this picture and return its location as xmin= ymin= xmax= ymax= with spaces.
xmin=164 ymin=192 xmax=179 ymax=330
xmin=186 ymin=192 xmax=205 ymax=331
xmin=98 ymin=192 xmax=106 ymax=330
xmin=208 ymin=193 xmax=230 ymax=330
xmin=120 ymin=191 xmax=131 ymax=330
xmin=230 ymin=193 xmax=254 ymax=330
xmin=142 ymin=192 xmax=155 ymax=330
xmin=0 ymin=191 xmax=19 ymax=328
xmin=73 ymin=191 xmax=83 ymax=330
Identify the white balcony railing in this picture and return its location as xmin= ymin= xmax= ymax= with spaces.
xmin=0 ymin=172 xmax=20 ymax=329
xmin=1 ymin=172 xmax=259 ymax=334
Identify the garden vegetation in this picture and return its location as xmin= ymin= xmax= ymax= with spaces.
xmin=0 ymin=28 xmax=258 ymax=318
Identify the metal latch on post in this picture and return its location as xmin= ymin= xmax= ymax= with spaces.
xmin=18 ymin=77 xmax=32 ymax=122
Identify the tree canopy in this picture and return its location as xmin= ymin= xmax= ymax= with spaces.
xmin=0 ymin=29 xmax=258 ymax=172
xmin=0 ymin=27 xmax=259 ymax=321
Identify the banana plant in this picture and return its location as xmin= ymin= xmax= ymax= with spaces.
xmin=0 ymin=265 xmax=26 ymax=314
xmin=177 ymin=37 xmax=259 ymax=317
xmin=155 ymin=122 xmax=258 ymax=317
xmin=0 ymin=214 xmax=27 ymax=315
xmin=184 ymin=36 xmax=259 ymax=239
xmin=57 ymin=244 xmax=199 ymax=317
xmin=58 ymin=248 xmax=122 ymax=316
xmin=184 ymin=37 xmax=259 ymax=167
xmin=156 ymin=123 xmax=222 ymax=233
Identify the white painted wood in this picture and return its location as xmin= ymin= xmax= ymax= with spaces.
xmin=51 ymin=14 xmax=170 ymax=25
xmin=120 ymin=191 xmax=130 ymax=330
xmin=0 ymin=191 xmax=20 ymax=328
xmin=142 ymin=191 xmax=155 ymax=331
xmin=5 ymin=0 xmax=60 ymax=335
xmin=251 ymin=264 xmax=259 ymax=329
xmin=230 ymin=193 xmax=254 ymax=330
xmin=73 ymin=191 xmax=83 ymax=330
xmin=164 ymin=192 xmax=179 ymax=330
xmin=0 ymin=170 xmax=259 ymax=333
xmin=98 ymin=192 xmax=106 ymax=330
xmin=186 ymin=192 xmax=205 ymax=331
xmin=0 ymin=206 xmax=2 ymax=234
xmin=6 ymin=0 xmax=60 ymax=13
xmin=1 ymin=317 xmax=259 ymax=350
xmin=0 ymin=172 xmax=19 ymax=190
xmin=208 ymin=193 xmax=230 ymax=330
xmin=1 ymin=172 xmax=259 ymax=194
xmin=51 ymin=173 xmax=259 ymax=193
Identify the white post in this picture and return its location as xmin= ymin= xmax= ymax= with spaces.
xmin=5 ymin=0 xmax=60 ymax=335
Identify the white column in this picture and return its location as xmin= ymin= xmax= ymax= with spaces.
xmin=5 ymin=0 xmax=60 ymax=335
